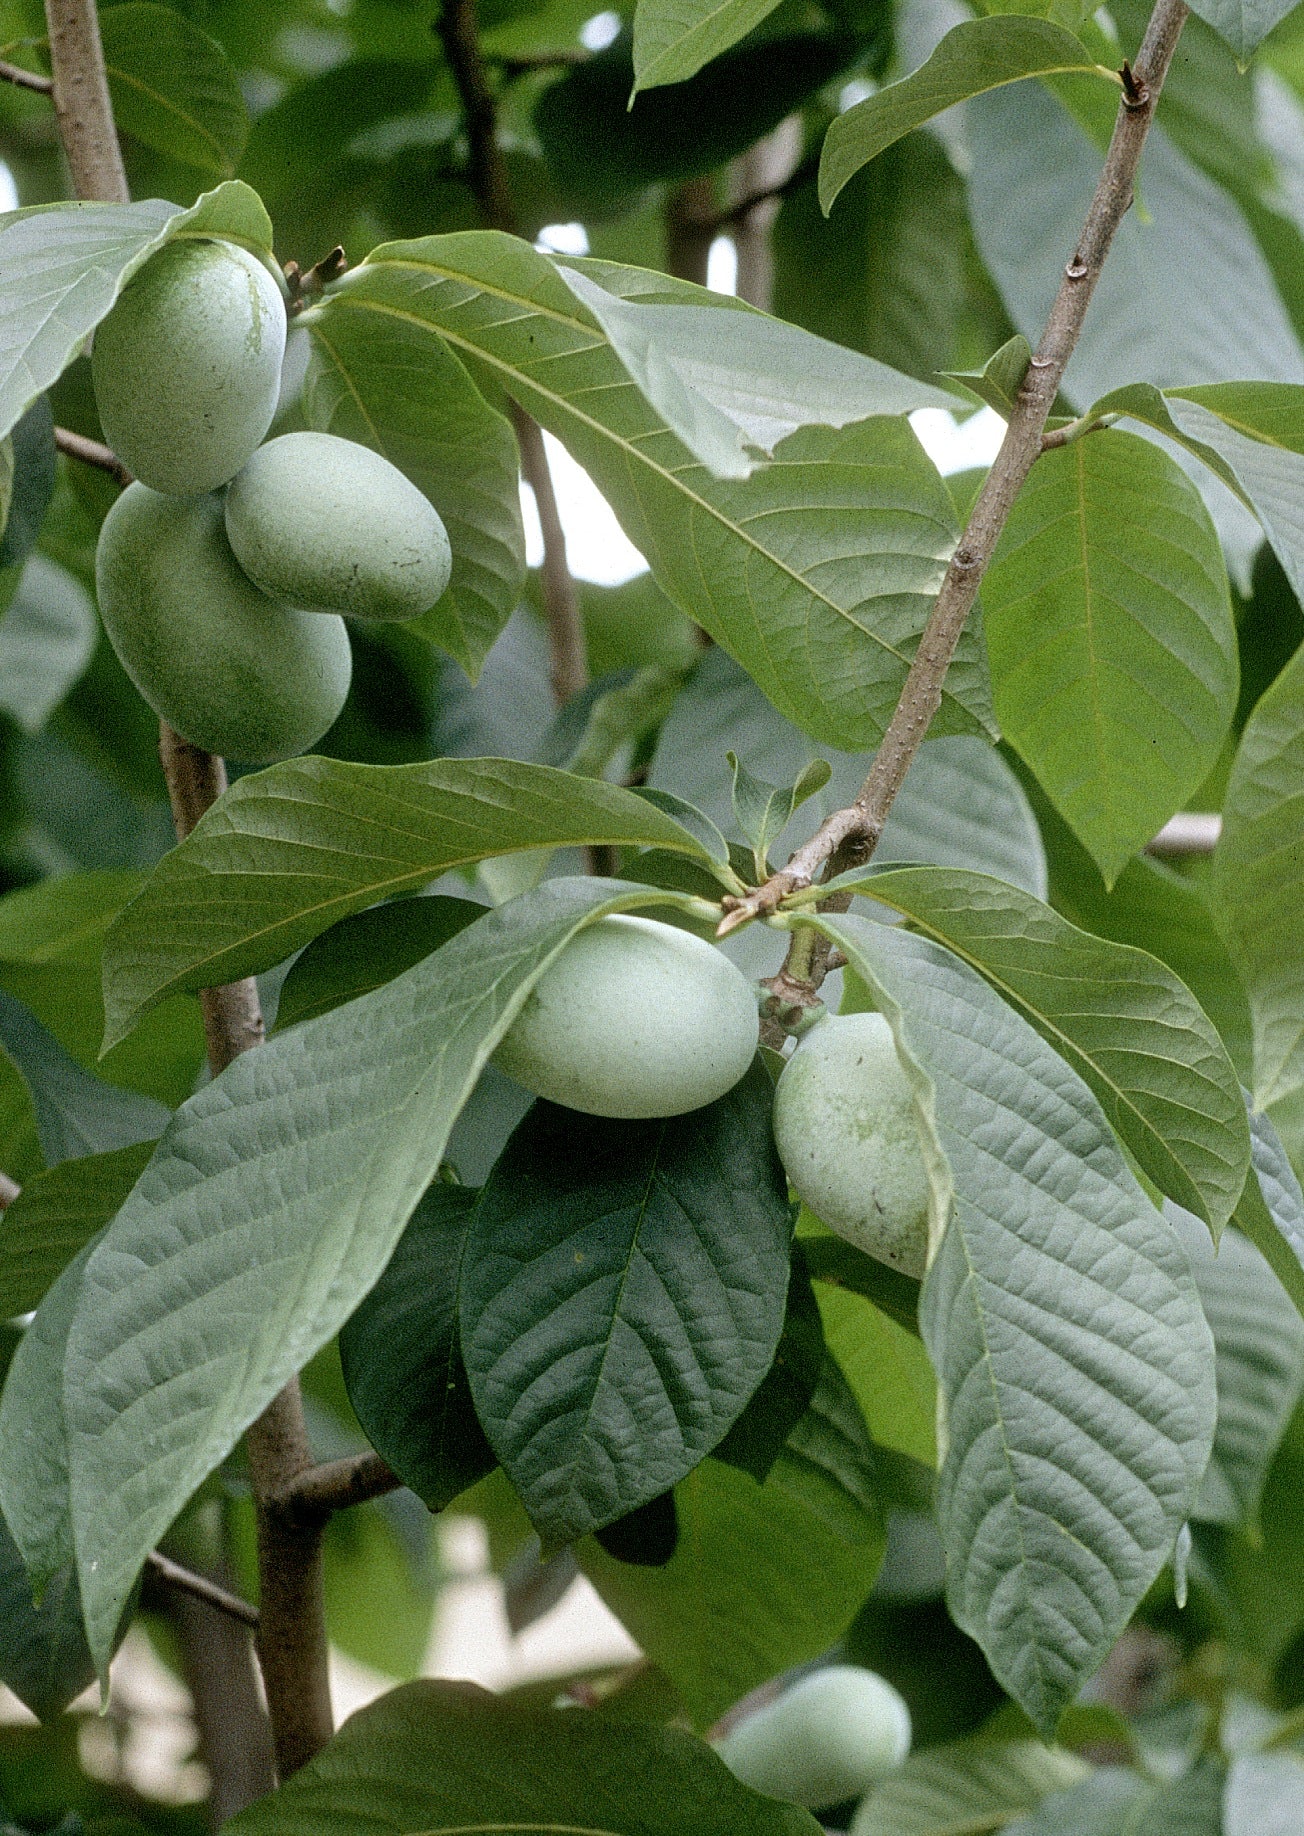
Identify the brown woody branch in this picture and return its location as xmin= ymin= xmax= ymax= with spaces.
xmin=718 ymin=0 xmax=1192 ymax=942
xmin=0 ymin=57 xmax=53 ymax=93
xmin=437 ymin=0 xmax=587 ymax=707
xmin=270 ymin=1452 xmax=400 ymax=1530
xmin=146 ymin=1550 xmax=259 ymax=1628
xmin=54 ymin=424 xmax=132 ymax=487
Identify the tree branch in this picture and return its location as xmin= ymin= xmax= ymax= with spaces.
xmin=54 ymin=424 xmax=132 ymax=487
xmin=0 ymin=57 xmax=53 ymax=94
xmin=270 ymin=1451 xmax=400 ymax=1529
xmin=437 ymin=0 xmax=587 ymax=708
xmin=43 ymin=0 xmax=330 ymax=1784
xmin=718 ymin=0 xmax=1191 ymax=940
xmin=146 ymin=1549 xmax=259 ymax=1628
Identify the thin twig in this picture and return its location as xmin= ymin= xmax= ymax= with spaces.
xmin=146 ymin=1550 xmax=260 ymax=1628
xmin=491 ymin=46 xmax=590 ymax=76
xmin=54 ymin=424 xmax=131 ymax=487
xmin=718 ymin=0 xmax=1191 ymax=941
xmin=437 ymin=0 xmax=587 ymax=708
xmin=0 ymin=56 xmax=52 ymax=93
xmin=271 ymin=1452 xmax=400 ymax=1529
xmin=707 ymin=152 xmax=817 ymax=235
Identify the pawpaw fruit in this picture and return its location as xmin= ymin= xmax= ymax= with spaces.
xmin=493 ymin=913 xmax=759 ymax=1118
xmin=95 ymin=483 xmax=351 ymax=762
xmin=224 ymin=432 xmax=452 ymax=622
xmin=91 ymin=239 xmax=285 ymax=495
xmin=715 ymin=1665 xmax=912 ymax=1809
xmin=772 ymin=1011 xmax=931 ymax=1277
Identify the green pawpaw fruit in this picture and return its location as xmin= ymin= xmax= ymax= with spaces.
xmin=224 ymin=432 xmax=452 ymax=621
xmin=91 ymin=239 xmax=285 ymax=495
xmin=493 ymin=913 xmax=759 ymax=1118
xmin=772 ymin=1011 xmax=931 ymax=1277
xmin=95 ymin=483 xmax=351 ymax=762
xmin=715 ymin=1666 xmax=912 ymax=1810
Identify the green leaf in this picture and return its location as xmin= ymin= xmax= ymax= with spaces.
xmin=1183 ymin=0 xmax=1300 ymax=64
xmin=275 ymin=897 xmax=486 ymax=1032
xmin=582 ymin=1367 xmax=885 ymax=1728
xmin=1008 ymin=1758 xmax=1225 ymax=1834
xmin=850 ymin=1738 xmax=1088 ymax=1836
xmin=1212 ymin=641 xmax=1304 ymax=1111
xmin=555 ymin=262 xmax=962 ymax=480
xmin=65 ymin=877 xmax=704 ymax=1672
xmin=652 ymin=652 xmax=1040 ymax=895
xmin=0 ymin=1141 xmax=155 ymax=1320
xmin=714 ymin=1244 xmax=825 ymax=1485
xmin=815 ymin=1281 xmax=936 ymax=1469
xmin=774 ymin=135 xmax=968 ymax=384
xmin=944 ymin=334 xmax=1033 ymax=420
xmin=224 ymin=1678 xmax=823 ymax=1836
xmin=99 ymin=3 xmax=249 ymax=177
xmin=339 ymin=1182 xmax=494 ymax=1514
xmin=301 ymin=307 xmax=525 ymax=678
xmin=100 ymin=757 xmax=720 ymax=1049
xmin=306 ymin=235 xmax=993 ymax=752
xmin=1177 ymin=1217 xmax=1304 ymax=1531
xmin=0 ymin=989 xmax=169 ymax=1166
xmin=807 ymin=915 xmax=1217 ymax=1733
xmin=632 ymin=0 xmax=785 ymax=90
xmin=982 ymin=430 xmax=1237 ymax=884
xmin=460 ymin=1063 xmax=791 ymax=1546
xmin=0 ymin=396 xmax=56 ymax=572
xmin=819 ymin=17 xmax=1111 ymax=211
xmin=823 ymin=864 xmax=1251 ymax=1239
xmin=0 ymin=1518 xmax=96 ymax=1724
xmin=0 ymin=555 xmax=97 ymax=734
xmin=729 ymin=754 xmax=831 ymax=879
xmin=1232 ymin=1100 xmax=1304 ymax=1325
xmin=0 ymin=181 xmax=275 ymax=443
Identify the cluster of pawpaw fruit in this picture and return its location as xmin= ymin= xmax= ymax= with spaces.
xmin=91 ymin=236 xmax=452 ymax=762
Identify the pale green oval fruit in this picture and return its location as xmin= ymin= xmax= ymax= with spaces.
xmin=95 ymin=483 xmax=351 ymax=762
xmin=715 ymin=1666 xmax=912 ymax=1809
xmin=224 ymin=432 xmax=452 ymax=622
xmin=492 ymin=914 xmax=759 ymax=1118
xmin=91 ymin=239 xmax=285 ymax=495
xmin=772 ymin=1011 xmax=930 ymax=1277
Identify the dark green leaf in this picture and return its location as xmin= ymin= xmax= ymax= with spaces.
xmin=0 ymin=556 xmax=97 ymax=734
xmin=0 ymin=397 xmax=55 ymax=572
xmin=0 ymin=1518 xmax=95 ymax=1723
xmin=0 ymin=1141 xmax=154 ymax=1320
xmin=100 ymin=3 xmax=248 ymax=177
xmin=715 ymin=1243 xmax=825 ymax=1484
xmin=0 ymin=989 xmax=169 ymax=1166
xmin=819 ymin=17 xmax=1110 ymax=211
xmin=593 ymin=1491 xmax=679 ymax=1566
xmin=276 ymin=897 xmax=487 ymax=1032
xmin=1183 ymin=0 xmax=1300 ymax=63
xmin=101 ymin=757 xmax=721 ymax=1048
xmin=632 ymin=0 xmax=785 ymax=90
xmin=225 ymin=1678 xmax=823 ymax=1836
xmin=460 ymin=1063 xmax=791 ymax=1545
xmin=339 ymin=1182 xmax=495 ymax=1513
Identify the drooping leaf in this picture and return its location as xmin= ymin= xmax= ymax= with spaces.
xmin=1212 ymin=641 xmax=1304 ymax=1112
xmin=305 ymin=236 xmax=993 ymax=753
xmin=631 ymin=0 xmax=785 ymax=90
xmin=0 ymin=1140 xmax=155 ymax=1320
xmin=1175 ymin=1216 xmax=1304 ymax=1530
xmin=225 ymin=1678 xmax=823 ymax=1836
xmin=0 ymin=1515 xmax=97 ymax=1724
xmin=100 ymin=757 xmax=721 ymax=1048
xmin=64 ymin=878 xmax=703 ymax=1671
xmin=339 ymin=1182 xmax=494 ymax=1513
xmin=1182 ymin=0 xmax=1301 ymax=64
xmin=967 ymin=88 xmax=1304 ymax=413
xmin=0 ymin=988 xmax=169 ymax=1166
xmin=555 ymin=262 xmax=962 ymax=480
xmin=805 ymin=915 xmax=1217 ymax=1733
xmin=99 ymin=3 xmax=249 ymax=177
xmin=0 ymin=396 xmax=55 ymax=572
xmin=275 ymin=897 xmax=487 ymax=1032
xmin=460 ymin=1065 xmax=791 ymax=1546
xmin=302 ymin=305 xmax=525 ymax=677
xmin=582 ymin=1364 xmax=885 ymax=1727
xmin=819 ymin=17 xmax=1111 ymax=211
xmin=982 ymin=430 xmax=1237 ymax=884
xmin=651 ymin=651 xmax=1039 ymax=894
xmin=0 ymin=555 xmax=97 ymax=734
xmin=850 ymin=1738 xmax=1088 ymax=1836
xmin=0 ymin=181 xmax=275 ymax=443
xmin=822 ymin=864 xmax=1251 ymax=1238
